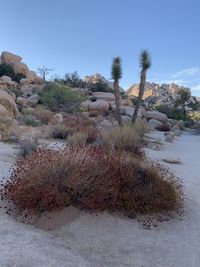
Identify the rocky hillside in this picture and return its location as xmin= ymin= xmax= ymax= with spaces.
xmin=127 ymin=82 xmax=199 ymax=111
xmin=84 ymin=73 xmax=124 ymax=92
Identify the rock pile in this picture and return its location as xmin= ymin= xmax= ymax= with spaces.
xmin=127 ymin=82 xmax=198 ymax=110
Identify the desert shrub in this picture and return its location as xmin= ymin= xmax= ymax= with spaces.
xmin=67 ymin=132 xmax=87 ymax=145
xmin=134 ymin=118 xmax=149 ymax=136
xmin=156 ymin=123 xmax=170 ymax=132
xmin=2 ymin=146 xmax=182 ymax=217
xmin=19 ymin=114 xmax=41 ymax=127
xmin=86 ymin=80 xmax=113 ymax=93
xmin=63 ymin=71 xmax=85 ymax=88
xmin=62 ymin=114 xmax=100 ymax=143
xmin=187 ymin=111 xmax=200 ymax=121
xmin=34 ymin=107 xmax=53 ymax=124
xmin=0 ymin=115 xmax=15 ymax=141
xmin=18 ymin=136 xmax=39 ymax=157
xmin=0 ymin=63 xmax=26 ymax=83
xmin=50 ymin=125 xmax=69 ymax=139
xmin=102 ymin=125 xmax=142 ymax=155
xmin=39 ymin=82 xmax=86 ymax=112
xmin=155 ymin=105 xmax=186 ymax=120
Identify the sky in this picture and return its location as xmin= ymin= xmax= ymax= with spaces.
xmin=0 ymin=0 xmax=200 ymax=95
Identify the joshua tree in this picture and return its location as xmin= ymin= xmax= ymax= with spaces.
xmin=111 ymin=57 xmax=122 ymax=126
xmin=132 ymin=50 xmax=151 ymax=124
xmin=176 ymin=88 xmax=191 ymax=115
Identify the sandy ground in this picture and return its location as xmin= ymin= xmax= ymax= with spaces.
xmin=0 ymin=132 xmax=200 ymax=267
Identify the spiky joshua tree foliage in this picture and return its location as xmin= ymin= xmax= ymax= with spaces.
xmin=132 ymin=50 xmax=151 ymax=123
xmin=112 ymin=57 xmax=122 ymax=126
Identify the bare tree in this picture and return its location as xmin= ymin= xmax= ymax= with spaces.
xmin=132 ymin=50 xmax=151 ymax=124
xmin=111 ymin=57 xmax=122 ymax=127
xmin=37 ymin=65 xmax=53 ymax=81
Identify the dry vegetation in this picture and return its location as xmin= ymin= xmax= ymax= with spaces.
xmin=2 ymin=145 xmax=183 ymax=218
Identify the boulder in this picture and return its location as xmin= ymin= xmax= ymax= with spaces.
xmin=165 ymin=132 xmax=174 ymax=143
xmin=12 ymin=62 xmax=30 ymax=77
xmin=121 ymin=115 xmax=131 ymax=123
xmin=94 ymin=92 xmax=115 ymax=102
xmin=148 ymin=119 xmax=163 ymax=130
xmin=120 ymin=106 xmax=142 ymax=118
xmin=0 ymin=90 xmax=19 ymax=115
xmin=98 ymin=119 xmax=113 ymax=128
xmin=88 ymin=100 xmax=110 ymax=111
xmin=20 ymin=83 xmax=45 ymax=96
xmin=27 ymin=94 xmax=39 ymax=107
xmin=0 ymin=76 xmax=18 ymax=89
xmin=121 ymin=99 xmax=133 ymax=107
xmin=80 ymin=100 xmax=90 ymax=111
xmin=1 ymin=51 xmax=22 ymax=64
xmin=0 ymin=104 xmax=9 ymax=116
xmin=16 ymin=97 xmax=28 ymax=107
xmin=143 ymin=111 xmax=168 ymax=123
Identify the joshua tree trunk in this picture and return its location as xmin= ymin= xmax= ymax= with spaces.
xmin=132 ymin=69 xmax=146 ymax=124
xmin=114 ymin=80 xmax=122 ymax=126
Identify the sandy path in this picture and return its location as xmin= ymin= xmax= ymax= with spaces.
xmin=0 ymin=133 xmax=200 ymax=266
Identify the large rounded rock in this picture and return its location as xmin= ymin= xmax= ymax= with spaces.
xmin=27 ymin=94 xmax=39 ymax=107
xmin=94 ymin=92 xmax=115 ymax=102
xmin=0 ymin=104 xmax=9 ymax=116
xmin=148 ymin=119 xmax=163 ymax=130
xmin=12 ymin=62 xmax=30 ymax=77
xmin=80 ymin=100 xmax=90 ymax=111
xmin=88 ymin=100 xmax=110 ymax=111
xmin=143 ymin=111 xmax=168 ymax=123
xmin=16 ymin=97 xmax=28 ymax=107
xmin=0 ymin=90 xmax=19 ymax=115
xmin=1 ymin=51 xmax=22 ymax=64
xmin=0 ymin=76 xmax=18 ymax=87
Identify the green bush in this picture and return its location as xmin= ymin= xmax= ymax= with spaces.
xmin=20 ymin=114 xmax=41 ymax=127
xmin=0 ymin=63 xmax=26 ymax=83
xmin=155 ymin=104 xmax=186 ymax=121
xmin=86 ymin=80 xmax=113 ymax=93
xmin=187 ymin=111 xmax=200 ymax=121
xmin=39 ymin=82 xmax=86 ymax=112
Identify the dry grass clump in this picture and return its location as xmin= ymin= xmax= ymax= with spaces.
xmin=50 ymin=125 xmax=69 ymax=139
xmin=102 ymin=125 xmax=142 ymax=155
xmin=18 ymin=135 xmax=39 ymax=157
xmin=67 ymin=132 xmax=87 ymax=145
xmin=34 ymin=107 xmax=53 ymax=124
xmin=134 ymin=118 xmax=149 ymax=136
xmin=49 ymin=114 xmax=100 ymax=143
xmin=0 ymin=115 xmax=16 ymax=141
xmin=2 ymin=146 xmax=182 ymax=218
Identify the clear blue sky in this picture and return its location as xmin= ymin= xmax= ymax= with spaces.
xmin=1 ymin=0 xmax=200 ymax=95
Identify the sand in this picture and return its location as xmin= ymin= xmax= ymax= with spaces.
xmin=0 ymin=132 xmax=200 ymax=266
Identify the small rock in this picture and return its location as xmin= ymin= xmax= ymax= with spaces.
xmin=162 ymin=158 xmax=182 ymax=164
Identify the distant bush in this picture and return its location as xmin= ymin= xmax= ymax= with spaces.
xmin=2 ymin=146 xmax=183 ymax=218
xmin=63 ymin=71 xmax=85 ymax=88
xmin=39 ymin=82 xmax=86 ymax=112
xmin=187 ymin=111 xmax=200 ymax=121
xmin=50 ymin=125 xmax=69 ymax=139
xmin=0 ymin=63 xmax=26 ymax=83
xmin=20 ymin=114 xmax=41 ymax=127
xmin=155 ymin=105 xmax=186 ymax=121
xmin=86 ymin=80 xmax=113 ymax=93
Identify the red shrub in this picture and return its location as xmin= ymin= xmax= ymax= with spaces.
xmin=1 ymin=146 xmax=183 ymax=218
